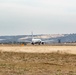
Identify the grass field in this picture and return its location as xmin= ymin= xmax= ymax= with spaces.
xmin=0 ymin=45 xmax=76 ymax=75
xmin=0 ymin=45 xmax=76 ymax=54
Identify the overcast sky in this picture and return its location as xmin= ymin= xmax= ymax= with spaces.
xmin=0 ymin=0 xmax=76 ymax=35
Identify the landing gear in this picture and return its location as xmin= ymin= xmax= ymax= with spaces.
xmin=42 ymin=42 xmax=44 ymax=45
xmin=31 ymin=42 xmax=44 ymax=45
xmin=38 ymin=43 xmax=41 ymax=45
xmin=31 ymin=42 xmax=34 ymax=45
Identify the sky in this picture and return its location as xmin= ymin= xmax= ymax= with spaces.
xmin=0 ymin=0 xmax=76 ymax=35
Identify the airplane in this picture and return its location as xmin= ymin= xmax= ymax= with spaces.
xmin=18 ymin=32 xmax=54 ymax=45
xmin=31 ymin=32 xmax=44 ymax=45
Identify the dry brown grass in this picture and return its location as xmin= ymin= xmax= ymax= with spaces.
xmin=0 ymin=45 xmax=76 ymax=54
xmin=0 ymin=46 xmax=76 ymax=75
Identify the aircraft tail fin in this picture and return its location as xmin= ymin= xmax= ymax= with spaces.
xmin=31 ymin=32 xmax=34 ymax=39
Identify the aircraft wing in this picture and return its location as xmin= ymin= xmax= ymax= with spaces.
xmin=42 ymin=39 xmax=54 ymax=44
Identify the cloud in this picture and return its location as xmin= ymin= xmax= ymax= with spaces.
xmin=0 ymin=0 xmax=76 ymax=35
xmin=0 ymin=0 xmax=76 ymax=16
xmin=0 ymin=1 xmax=76 ymax=24
xmin=0 ymin=2 xmax=66 ymax=17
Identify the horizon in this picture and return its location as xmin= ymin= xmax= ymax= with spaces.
xmin=0 ymin=33 xmax=76 ymax=36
